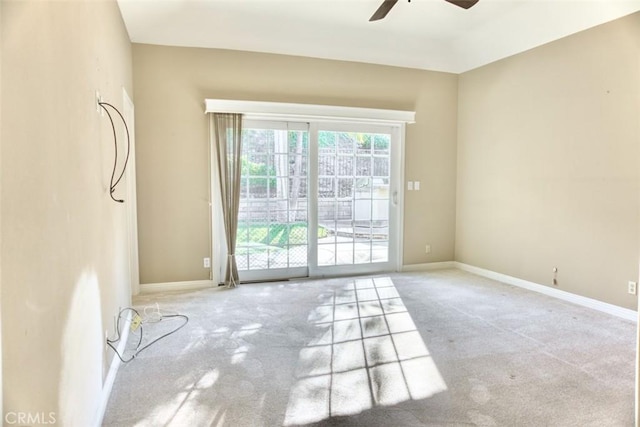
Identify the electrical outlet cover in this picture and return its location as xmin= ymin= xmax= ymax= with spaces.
xmin=131 ymin=314 xmax=142 ymax=331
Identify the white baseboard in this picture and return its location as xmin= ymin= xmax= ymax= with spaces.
xmin=139 ymin=279 xmax=215 ymax=294
xmin=454 ymin=262 xmax=637 ymax=322
xmin=94 ymin=312 xmax=132 ymax=427
xmin=401 ymin=261 xmax=455 ymax=272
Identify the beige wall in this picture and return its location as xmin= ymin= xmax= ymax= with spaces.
xmin=456 ymin=13 xmax=640 ymax=309
xmin=133 ymin=45 xmax=459 ymax=284
xmin=1 ymin=1 xmax=132 ymax=423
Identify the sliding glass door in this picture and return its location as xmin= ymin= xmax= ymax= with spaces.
xmin=236 ymin=120 xmax=400 ymax=281
xmin=310 ymin=123 xmax=399 ymax=277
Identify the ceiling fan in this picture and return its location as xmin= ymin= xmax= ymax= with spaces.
xmin=369 ymin=0 xmax=479 ymax=22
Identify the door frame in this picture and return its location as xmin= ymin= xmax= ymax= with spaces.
xmin=123 ymin=88 xmax=140 ymax=296
xmin=206 ymin=99 xmax=415 ymax=283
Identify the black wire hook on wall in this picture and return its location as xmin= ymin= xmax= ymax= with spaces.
xmin=99 ymin=101 xmax=130 ymax=203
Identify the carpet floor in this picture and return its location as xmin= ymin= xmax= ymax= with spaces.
xmin=103 ymin=269 xmax=636 ymax=426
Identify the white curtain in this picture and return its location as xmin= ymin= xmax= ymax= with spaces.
xmin=212 ymin=113 xmax=243 ymax=288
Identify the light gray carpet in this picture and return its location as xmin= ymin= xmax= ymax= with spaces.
xmin=103 ymin=269 xmax=636 ymax=426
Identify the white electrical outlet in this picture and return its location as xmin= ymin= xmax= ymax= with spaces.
xmin=425 ymin=244 xmax=431 ymax=254
xmin=628 ymin=281 xmax=637 ymax=295
xmin=204 ymin=257 xmax=211 ymax=268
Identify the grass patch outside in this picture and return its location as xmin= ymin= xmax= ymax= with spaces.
xmin=237 ymin=222 xmax=327 ymax=251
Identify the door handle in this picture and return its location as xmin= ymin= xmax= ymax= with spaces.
xmin=392 ymin=190 xmax=398 ymax=206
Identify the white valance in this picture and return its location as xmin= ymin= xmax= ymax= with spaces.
xmin=204 ymin=99 xmax=415 ymax=125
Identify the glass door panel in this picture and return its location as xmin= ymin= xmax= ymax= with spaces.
xmin=237 ymin=121 xmax=309 ymax=281
xmin=314 ymin=126 xmax=395 ymax=274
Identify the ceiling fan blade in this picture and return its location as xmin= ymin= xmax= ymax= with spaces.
xmin=369 ymin=0 xmax=399 ymax=22
xmin=444 ymin=0 xmax=479 ymax=9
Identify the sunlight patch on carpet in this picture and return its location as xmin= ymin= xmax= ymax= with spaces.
xmin=283 ymin=277 xmax=447 ymax=425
